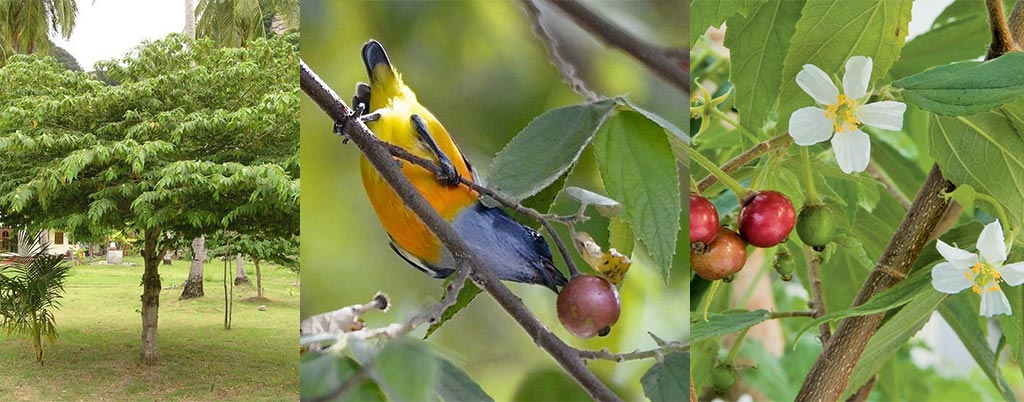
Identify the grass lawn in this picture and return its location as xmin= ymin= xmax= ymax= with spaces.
xmin=0 ymin=255 xmax=299 ymax=401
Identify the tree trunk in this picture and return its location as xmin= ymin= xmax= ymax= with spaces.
xmin=234 ymin=254 xmax=249 ymax=285
xmin=184 ymin=0 xmax=196 ymax=39
xmin=255 ymin=259 xmax=263 ymax=299
xmin=162 ymin=252 xmax=172 ymax=265
xmin=179 ymin=235 xmax=206 ymax=299
xmin=140 ymin=229 xmax=162 ymax=365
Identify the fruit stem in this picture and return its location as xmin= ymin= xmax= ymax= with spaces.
xmin=702 ymin=279 xmax=722 ymax=321
xmin=724 ymin=327 xmax=750 ymax=364
xmin=689 ymin=173 xmax=700 ymax=194
xmin=710 ymin=107 xmax=760 ymax=144
xmin=801 ymin=147 xmax=822 ymax=205
xmin=691 ymin=149 xmax=748 ymax=199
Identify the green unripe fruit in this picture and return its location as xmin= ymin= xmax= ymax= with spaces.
xmin=710 ymin=362 xmax=739 ymax=394
xmin=796 ymin=204 xmax=837 ymax=251
xmin=773 ymin=250 xmax=795 ymax=281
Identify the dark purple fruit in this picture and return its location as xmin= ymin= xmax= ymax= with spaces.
xmin=557 ymin=275 xmax=621 ymax=338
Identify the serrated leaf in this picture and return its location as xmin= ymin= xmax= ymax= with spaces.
xmin=930 ymin=100 xmax=1024 ymax=230
xmin=608 ymin=215 xmax=634 ymax=257
xmin=893 ymin=53 xmax=1024 ymax=116
xmin=486 ymin=99 xmax=616 ymax=203
xmin=300 ymin=352 xmax=385 ymax=402
xmin=593 ymin=110 xmax=680 ymax=277
xmin=425 ymin=278 xmax=481 ymax=338
xmin=889 ymin=4 xmax=988 ymax=79
xmin=691 ymin=309 xmax=772 ymax=342
xmin=371 ymin=340 xmax=439 ymax=402
xmin=777 ymin=0 xmax=912 ymax=134
xmin=435 ymin=357 xmax=494 ymax=402
xmin=641 ymin=352 xmax=689 ymax=402
xmin=723 ymin=0 xmax=804 ymax=137
xmin=690 ymin=0 xmax=766 ymax=47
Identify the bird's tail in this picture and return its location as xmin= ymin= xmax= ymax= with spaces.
xmin=361 ymin=40 xmax=402 ymax=99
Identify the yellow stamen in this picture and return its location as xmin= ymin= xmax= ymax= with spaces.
xmin=825 ymin=94 xmax=860 ymax=133
xmin=969 ymin=262 xmax=1003 ymax=294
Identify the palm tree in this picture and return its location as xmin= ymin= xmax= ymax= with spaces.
xmin=194 ymin=0 xmax=297 ymax=47
xmin=0 ymin=0 xmax=78 ymax=56
xmin=0 ymin=234 xmax=72 ymax=364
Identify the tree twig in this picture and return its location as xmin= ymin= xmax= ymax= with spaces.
xmin=695 ymin=134 xmax=792 ymax=193
xmin=770 ymin=310 xmax=816 ymax=318
xmin=300 ymin=60 xmax=620 ymax=401
xmin=519 ymin=0 xmax=599 ymax=101
xmin=866 ymin=162 xmax=912 ymax=210
xmin=546 ymin=0 xmax=689 ymax=95
xmin=578 ymin=341 xmax=688 ymax=362
xmin=1010 ymin=0 xmax=1024 ymax=45
xmin=987 ymin=0 xmax=1021 ymax=59
xmin=804 ymin=247 xmax=831 ymax=344
xmin=795 ymin=164 xmax=954 ymax=401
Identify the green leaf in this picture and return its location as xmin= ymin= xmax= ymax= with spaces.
xmin=893 ymin=53 xmax=1024 ymax=116
xmin=888 ymin=2 xmax=988 ymax=79
xmin=593 ymin=110 xmax=681 ymax=277
xmin=435 ymin=357 xmax=494 ymax=402
xmin=641 ymin=352 xmax=690 ymax=402
xmin=930 ymin=100 xmax=1024 ymax=229
xmin=841 ymin=287 xmax=947 ymax=399
xmin=723 ymin=0 xmax=804 ymax=137
xmin=794 ymin=265 xmax=933 ymax=340
xmin=425 ymin=278 xmax=481 ymax=338
xmin=777 ymin=0 xmax=912 ymax=134
xmin=300 ymin=352 xmax=385 ymax=402
xmin=486 ymin=99 xmax=616 ymax=203
xmin=371 ymin=339 xmax=439 ymax=402
xmin=691 ymin=309 xmax=771 ymax=342
xmin=998 ymin=244 xmax=1024 ymax=366
xmin=511 ymin=367 xmax=591 ymax=401
xmin=941 ymin=293 xmax=1017 ymax=401
xmin=608 ymin=215 xmax=634 ymax=257
xmin=690 ymin=0 xmax=765 ymax=47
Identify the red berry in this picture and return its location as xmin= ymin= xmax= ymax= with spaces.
xmin=691 ymin=227 xmax=747 ymax=280
xmin=690 ymin=193 xmax=719 ymax=247
xmin=557 ymin=275 xmax=621 ymax=338
xmin=738 ymin=190 xmax=795 ymax=247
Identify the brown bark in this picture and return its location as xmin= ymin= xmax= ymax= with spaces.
xmin=179 ymin=235 xmax=205 ymax=300
xmin=140 ymin=229 xmax=162 ymax=365
xmin=795 ymin=165 xmax=953 ymax=401
xmin=254 ymin=259 xmax=263 ymax=299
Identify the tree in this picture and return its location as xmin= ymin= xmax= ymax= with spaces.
xmin=0 ymin=0 xmax=77 ymax=58
xmin=179 ymin=235 xmax=206 ymax=299
xmin=0 ymin=34 xmax=298 ymax=364
xmin=210 ymin=232 xmax=295 ymax=299
xmin=195 ymin=0 xmax=298 ymax=47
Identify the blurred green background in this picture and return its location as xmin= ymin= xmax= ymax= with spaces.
xmin=300 ymin=1 xmax=686 ymax=399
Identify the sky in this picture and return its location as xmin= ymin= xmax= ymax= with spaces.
xmin=49 ymin=0 xmax=187 ymax=70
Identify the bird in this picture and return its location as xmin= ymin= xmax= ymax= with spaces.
xmin=336 ymin=39 xmax=567 ymax=292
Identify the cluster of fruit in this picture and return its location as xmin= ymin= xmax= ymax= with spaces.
xmin=690 ymin=191 xmax=836 ymax=281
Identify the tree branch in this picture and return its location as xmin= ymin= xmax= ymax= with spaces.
xmin=520 ymin=0 xmax=599 ymax=101
xmin=545 ymin=0 xmax=689 ymax=95
xmin=578 ymin=341 xmax=688 ymax=362
xmin=1010 ymin=0 xmax=1024 ymax=45
xmin=300 ymin=60 xmax=621 ymax=401
xmin=795 ymin=164 xmax=953 ymax=401
xmin=987 ymin=0 xmax=1021 ymax=59
xmin=804 ymin=247 xmax=831 ymax=344
xmin=696 ymin=134 xmax=792 ymax=193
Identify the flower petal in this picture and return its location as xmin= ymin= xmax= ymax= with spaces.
xmin=843 ymin=56 xmax=873 ymax=99
xmin=789 ymin=107 xmax=834 ymax=145
xmin=797 ymin=64 xmax=839 ymax=105
xmin=1000 ymin=262 xmax=1024 ymax=286
xmin=977 ymin=220 xmax=1008 ymax=264
xmin=830 ymin=129 xmax=870 ymax=173
xmin=980 ymin=287 xmax=1013 ymax=317
xmin=856 ymin=101 xmax=906 ymax=131
xmin=936 ymin=239 xmax=978 ymax=269
xmin=931 ymin=262 xmax=973 ymax=294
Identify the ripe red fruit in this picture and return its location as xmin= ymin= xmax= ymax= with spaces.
xmin=691 ymin=227 xmax=747 ymax=280
xmin=738 ymin=190 xmax=796 ymax=247
xmin=690 ymin=193 xmax=719 ymax=248
xmin=557 ymin=275 xmax=621 ymax=338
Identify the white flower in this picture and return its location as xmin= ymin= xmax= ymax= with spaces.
xmin=931 ymin=220 xmax=1024 ymax=317
xmin=788 ymin=56 xmax=907 ymax=174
